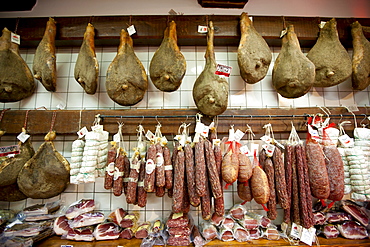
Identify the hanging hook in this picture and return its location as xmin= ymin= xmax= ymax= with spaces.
xmin=360 ymin=114 xmax=368 ymax=127
xmin=139 ymin=116 xmax=144 ymax=126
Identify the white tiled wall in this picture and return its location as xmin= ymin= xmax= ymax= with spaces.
xmin=0 ymin=44 xmax=368 ymax=224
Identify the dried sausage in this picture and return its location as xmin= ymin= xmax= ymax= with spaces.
xmin=137 ymin=159 xmax=147 ymax=207
xmin=172 ymin=147 xmax=185 ymax=213
xmin=163 ymin=145 xmax=173 ymax=190
xmin=126 ymin=155 xmax=140 ymax=204
xmin=195 ymin=138 xmax=207 ymax=197
xmin=238 ymin=153 xmax=253 ymax=183
xmin=104 ymin=143 xmax=117 ymax=190
xmin=155 ymin=185 xmax=165 ymax=197
xmin=250 ymin=165 xmax=270 ymax=205
xmin=201 ymin=177 xmax=212 ymax=220
xmin=237 ymin=180 xmax=253 ymax=202
xmin=122 ymin=155 xmax=130 ymax=195
xmin=155 ymin=143 xmax=165 ymax=188
xmin=113 ymin=149 xmax=125 ymax=196
xmin=144 ymin=143 xmax=156 ymax=192
xmin=283 ymin=144 xmax=294 ymax=223
xmin=264 ymin=157 xmax=277 ymax=220
xmin=222 ymin=151 xmax=239 ymax=186
xmin=306 ymin=142 xmax=330 ymax=199
xmin=184 ymin=143 xmax=200 ymax=207
xmin=272 ymin=147 xmax=289 ymax=210
xmin=204 ymin=139 xmax=222 ymax=199
xmin=290 ymin=145 xmax=300 ymax=225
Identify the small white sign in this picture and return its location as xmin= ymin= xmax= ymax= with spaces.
xmin=127 ymin=25 xmax=136 ymax=36
xmin=11 ymin=32 xmax=20 ymax=45
xmin=215 ymin=64 xmax=232 ymax=77
xmin=77 ymin=126 xmax=88 ymax=138
xmin=198 ymin=25 xmax=208 ymax=33
xmin=17 ymin=132 xmax=30 ymax=143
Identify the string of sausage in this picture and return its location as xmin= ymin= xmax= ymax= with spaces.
xmin=195 ymin=138 xmax=207 ymax=197
xmin=283 ymin=144 xmax=294 ymax=224
xmin=172 ymin=146 xmax=185 ymax=213
xmin=163 ymin=145 xmax=173 ymax=190
xmin=272 ymin=147 xmax=289 ymax=210
xmin=204 ymin=139 xmax=222 ymax=199
xmin=264 ymin=157 xmax=277 ymax=220
xmin=184 ymin=143 xmax=200 ymax=207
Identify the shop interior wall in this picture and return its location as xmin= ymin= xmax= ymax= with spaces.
xmin=0 ymin=0 xmax=369 ymax=225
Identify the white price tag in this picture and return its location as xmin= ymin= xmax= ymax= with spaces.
xmin=11 ymin=32 xmax=20 ymax=45
xmin=113 ymin=133 xmax=121 ymax=143
xmin=146 ymin=130 xmax=155 ymax=141
xmin=215 ymin=64 xmax=232 ymax=77
xmin=319 ymin=21 xmax=326 ymax=29
xmin=198 ymin=25 xmax=208 ymax=33
xmin=17 ymin=132 xmax=30 ymax=143
xmin=146 ymin=159 xmax=155 ymax=174
xmin=263 ymin=143 xmax=275 ymax=157
xmin=308 ymin=125 xmax=320 ymax=141
xmin=195 ymin=122 xmax=205 ymax=134
xmin=290 ymin=222 xmax=302 ymax=239
xmin=127 ymin=25 xmax=136 ymax=36
xmin=228 ymin=127 xmax=235 ymax=142
xmin=61 ymin=245 xmax=74 ymax=247
xmin=234 ymin=129 xmax=245 ymax=142
xmin=77 ymin=126 xmax=88 ymax=138
xmin=91 ymin=124 xmax=103 ymax=132
xmin=201 ymin=124 xmax=209 ymax=138
xmin=56 ymin=103 xmax=65 ymax=110
xmin=338 ymin=134 xmax=354 ymax=147
xmin=260 ymin=135 xmax=273 ymax=144
xmin=250 ymin=143 xmax=259 ymax=157
xmin=300 ymin=227 xmax=316 ymax=246
xmin=239 ymin=145 xmax=250 ymax=155
xmin=280 ymin=28 xmax=287 ymax=38
xmin=346 ymin=105 xmax=359 ymax=112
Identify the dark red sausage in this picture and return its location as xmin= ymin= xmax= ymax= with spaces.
xmin=144 ymin=144 xmax=156 ymax=193
xmin=272 ymin=147 xmax=289 ymax=210
xmin=195 ymin=138 xmax=206 ymax=197
xmin=204 ymin=139 xmax=222 ymax=199
xmin=104 ymin=144 xmax=117 ymax=190
xmin=137 ymin=159 xmax=147 ymax=207
xmin=113 ymin=150 xmax=125 ymax=196
xmin=172 ymin=147 xmax=185 ymax=213
xmin=126 ymin=156 xmax=140 ymax=204
xmin=155 ymin=143 xmax=165 ymax=188
xmin=163 ymin=145 xmax=173 ymax=190
xmin=184 ymin=143 xmax=200 ymax=207
xmin=264 ymin=157 xmax=277 ymax=220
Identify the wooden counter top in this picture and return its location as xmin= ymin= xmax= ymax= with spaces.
xmin=35 ymin=235 xmax=370 ymax=247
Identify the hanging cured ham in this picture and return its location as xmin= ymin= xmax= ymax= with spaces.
xmin=306 ymin=18 xmax=352 ymax=87
xmin=272 ymin=25 xmax=315 ymax=98
xmin=17 ymin=130 xmax=70 ymax=199
xmin=106 ymin=29 xmax=148 ymax=106
xmin=33 ymin=17 xmax=57 ymax=92
xmin=74 ymin=23 xmax=99 ymax=94
xmin=237 ymin=12 xmax=272 ymax=84
xmin=149 ymin=20 xmax=186 ymax=92
xmin=193 ymin=21 xmax=229 ymax=116
xmin=351 ymin=21 xmax=370 ymax=91
xmin=0 ymin=27 xmax=35 ymax=102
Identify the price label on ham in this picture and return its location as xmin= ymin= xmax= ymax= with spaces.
xmin=198 ymin=25 xmax=208 ymax=33
xmin=215 ymin=64 xmax=232 ymax=77
xmin=61 ymin=245 xmax=73 ymax=247
xmin=11 ymin=32 xmax=20 ymax=45
xmin=0 ymin=144 xmax=20 ymax=157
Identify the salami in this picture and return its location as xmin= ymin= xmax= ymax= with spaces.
xmin=155 ymin=143 xmax=165 ymax=188
xmin=163 ymin=145 xmax=173 ymax=190
xmin=250 ymin=165 xmax=270 ymax=205
xmin=144 ymin=143 xmax=156 ymax=192
xmin=204 ymin=139 xmax=222 ymax=199
xmin=184 ymin=143 xmax=200 ymax=207
xmin=112 ymin=149 xmax=125 ymax=196
xmin=126 ymin=156 xmax=140 ymax=204
xmin=122 ymin=155 xmax=130 ymax=195
xmin=322 ymin=145 xmax=345 ymax=201
xmin=272 ymin=147 xmax=289 ymax=210
xmin=195 ymin=138 xmax=207 ymax=197
xmin=155 ymin=185 xmax=165 ymax=197
xmin=222 ymin=151 xmax=239 ymax=186
xmin=104 ymin=142 xmax=117 ymax=190
xmin=259 ymin=149 xmax=267 ymax=169
xmin=172 ymin=147 xmax=185 ymax=213
xmin=306 ymin=142 xmax=330 ymax=199
xmin=238 ymin=153 xmax=253 ymax=183
xmin=264 ymin=157 xmax=277 ymax=220
xmin=296 ymin=143 xmax=314 ymax=229
xmin=237 ymin=180 xmax=253 ymax=202
xmin=290 ymin=145 xmax=300 ymax=225
xmin=283 ymin=144 xmax=294 ymax=223
xmin=137 ymin=159 xmax=147 ymax=207
xmin=214 ymin=195 xmax=225 ymax=216
xmin=201 ymin=178 xmax=212 ymax=220
xmin=214 ymin=142 xmax=223 ymax=184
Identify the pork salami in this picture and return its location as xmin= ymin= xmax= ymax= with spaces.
xmin=112 ymin=149 xmax=125 ymax=196
xmin=172 ymin=147 xmax=185 ymax=213
xmin=291 ymin=145 xmax=300 ymax=225
xmin=155 ymin=143 xmax=165 ymax=188
xmin=237 ymin=180 xmax=253 ymax=202
xmin=264 ymin=157 xmax=277 ymax=220
xmin=163 ymin=145 xmax=173 ymax=190
xmin=283 ymin=144 xmax=294 ymax=223
xmin=272 ymin=147 xmax=289 ymax=210
xmin=144 ymin=143 xmax=156 ymax=192
xmin=250 ymin=165 xmax=270 ymax=205
xmin=214 ymin=196 xmax=225 ymax=217
xmin=126 ymin=155 xmax=140 ymax=204
xmin=184 ymin=143 xmax=200 ymax=207
xmin=104 ymin=142 xmax=117 ymax=190
xmin=155 ymin=185 xmax=165 ymax=197
xmin=238 ymin=153 xmax=253 ymax=183
xmin=122 ymin=155 xmax=130 ymax=195
xmin=222 ymin=151 xmax=239 ymax=186
xmin=201 ymin=178 xmax=212 ymax=220
xmin=204 ymin=139 xmax=222 ymax=199
xmin=195 ymin=138 xmax=207 ymax=197
xmin=322 ymin=145 xmax=345 ymax=202
xmin=137 ymin=159 xmax=147 ymax=207
xmin=306 ymin=141 xmax=330 ymax=199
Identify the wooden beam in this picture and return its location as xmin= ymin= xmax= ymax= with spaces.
xmin=0 ymin=15 xmax=369 ymax=48
xmin=0 ymin=108 xmax=366 ymax=137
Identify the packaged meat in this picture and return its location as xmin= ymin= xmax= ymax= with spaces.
xmin=93 ymin=221 xmax=121 ymax=240
xmin=249 ymin=228 xmax=262 ymax=240
xmin=167 ymin=235 xmax=191 ymax=246
xmin=120 ymin=225 xmax=137 ymax=239
xmin=200 ymin=221 xmax=218 ymax=240
xmin=238 ymin=214 xmax=258 ymax=230
xmin=69 ymin=211 xmax=105 ymax=228
xmin=337 ymin=220 xmax=368 ymax=239
xmin=313 ymin=211 xmax=326 ymax=225
xmin=211 ymin=212 xmax=224 ymax=227
xmin=135 ymin=221 xmax=151 ymax=239
xmin=222 ymin=216 xmax=235 ymax=230
xmin=218 ymin=226 xmax=234 ymax=241
xmin=229 ymin=204 xmax=246 ymax=220
xmin=0 ymin=209 xmax=15 ymax=226
xmin=321 ymin=224 xmax=340 ymax=239
xmin=340 ymin=200 xmax=369 ymax=226
xmin=168 ymin=226 xmax=191 ymax=236
xmin=65 ymin=199 xmax=95 ymax=220
xmin=151 ymin=219 xmax=164 ymax=235
xmin=108 ymin=207 xmax=127 ymax=226
xmin=166 ymin=212 xmax=190 ymax=228
xmin=64 ymin=226 xmax=95 ymax=241
xmin=232 ymin=224 xmax=250 ymax=242
xmin=53 ymin=216 xmax=70 ymax=236
xmin=325 ymin=211 xmax=352 ymax=223
xmin=120 ymin=212 xmax=139 ymax=228
xmin=192 ymin=225 xmax=206 ymax=247
xmin=3 ymin=221 xmax=52 ymax=238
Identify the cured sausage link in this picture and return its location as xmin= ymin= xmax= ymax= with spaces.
xmin=283 ymin=144 xmax=294 ymax=223
xmin=144 ymin=144 xmax=156 ymax=192
xmin=204 ymin=139 xmax=222 ymax=199
xmin=272 ymin=147 xmax=289 ymax=210
xmin=195 ymin=138 xmax=207 ymax=197
xmin=172 ymin=147 xmax=185 ymax=213
xmin=290 ymin=144 xmax=300 ymax=225
xmin=113 ymin=150 xmax=125 ymax=196
xmin=163 ymin=145 xmax=173 ymax=190
xmin=137 ymin=159 xmax=147 ymax=207
xmin=264 ymin=157 xmax=277 ymax=220
xmin=184 ymin=144 xmax=200 ymax=207
xmin=155 ymin=143 xmax=165 ymax=188
xmin=126 ymin=156 xmax=140 ymax=204
xmin=104 ymin=144 xmax=117 ymax=190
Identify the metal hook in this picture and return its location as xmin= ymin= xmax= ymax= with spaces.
xmin=139 ymin=116 xmax=144 ymax=126
xmin=155 ymin=115 xmax=161 ymax=126
xmin=360 ymin=114 xmax=368 ymax=127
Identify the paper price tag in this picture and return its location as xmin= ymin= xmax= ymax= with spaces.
xmin=91 ymin=124 xmax=103 ymax=132
xmin=127 ymin=25 xmax=136 ymax=36
xmin=240 ymin=145 xmax=250 ymax=155
xmin=11 ymin=32 xmax=20 ymax=45
xmin=195 ymin=122 xmax=205 ymax=134
xmin=77 ymin=126 xmax=88 ymax=138
xmin=263 ymin=143 xmax=275 ymax=157
xmin=17 ymin=132 xmax=30 ymax=143
xmin=61 ymin=245 xmax=74 ymax=247
xmin=198 ymin=25 xmax=208 ymax=33
xmin=146 ymin=130 xmax=155 ymax=141
xmin=113 ymin=133 xmax=121 ymax=143
xmin=338 ymin=134 xmax=354 ymax=147
xmin=56 ymin=103 xmax=65 ymax=110
xmin=280 ymin=28 xmax=287 ymax=38
xmin=215 ymin=64 xmax=232 ymax=77
xmin=0 ymin=145 xmax=20 ymax=157
xmin=250 ymin=143 xmax=259 ymax=157
xmin=260 ymin=135 xmax=273 ymax=144
xmin=201 ymin=124 xmax=209 ymax=138
xmin=300 ymin=227 xmax=316 ymax=246
xmin=290 ymin=222 xmax=302 ymax=239
xmin=347 ymin=104 xmax=359 ymax=112
xmin=228 ymin=127 xmax=235 ymax=142
xmin=234 ymin=129 xmax=245 ymax=142
xmin=319 ymin=21 xmax=326 ymax=29
xmin=308 ymin=125 xmax=320 ymax=141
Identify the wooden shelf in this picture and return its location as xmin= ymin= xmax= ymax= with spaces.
xmin=0 ymin=107 xmax=366 ymax=137
xmin=34 ymin=235 xmax=370 ymax=247
xmin=0 ymin=15 xmax=369 ymax=48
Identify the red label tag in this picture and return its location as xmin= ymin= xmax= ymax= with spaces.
xmin=0 ymin=145 xmax=20 ymax=157
xmin=215 ymin=64 xmax=232 ymax=77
